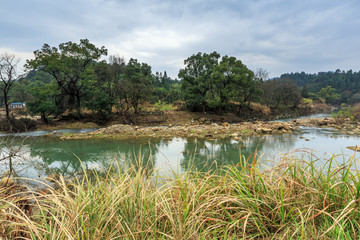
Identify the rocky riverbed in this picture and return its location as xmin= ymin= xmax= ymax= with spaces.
xmin=55 ymin=117 xmax=360 ymax=140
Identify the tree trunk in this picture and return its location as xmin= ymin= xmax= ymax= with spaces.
xmin=4 ymin=92 xmax=10 ymax=120
xmin=41 ymin=112 xmax=49 ymax=124
xmin=75 ymin=94 xmax=82 ymax=118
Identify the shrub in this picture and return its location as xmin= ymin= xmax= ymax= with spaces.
xmin=0 ymin=118 xmax=37 ymax=132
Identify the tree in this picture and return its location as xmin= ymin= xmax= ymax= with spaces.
xmin=26 ymin=39 xmax=108 ymax=117
xmin=317 ymin=86 xmax=340 ymax=104
xmin=83 ymin=61 xmax=115 ymax=120
xmin=261 ymin=78 xmax=302 ymax=109
xmin=254 ymin=67 xmax=269 ymax=81
xmin=120 ymin=58 xmax=154 ymax=114
xmin=179 ymin=52 xmax=220 ymax=112
xmin=26 ymin=81 xmax=59 ymax=123
xmin=0 ymin=53 xmax=20 ymax=120
xmin=210 ymin=56 xmax=256 ymax=113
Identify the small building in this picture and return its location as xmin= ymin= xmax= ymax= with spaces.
xmin=9 ymin=102 xmax=26 ymax=108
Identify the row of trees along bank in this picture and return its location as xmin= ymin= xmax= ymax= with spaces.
xmin=0 ymin=39 xmax=321 ymax=127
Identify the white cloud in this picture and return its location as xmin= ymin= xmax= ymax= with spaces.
xmin=1 ymin=0 xmax=360 ymax=78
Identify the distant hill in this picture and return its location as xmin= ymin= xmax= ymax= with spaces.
xmin=279 ymin=70 xmax=360 ymax=104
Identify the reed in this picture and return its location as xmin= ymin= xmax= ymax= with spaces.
xmin=1 ymin=151 xmax=360 ymax=239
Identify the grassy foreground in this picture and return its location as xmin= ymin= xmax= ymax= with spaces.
xmin=1 ymin=153 xmax=360 ymax=239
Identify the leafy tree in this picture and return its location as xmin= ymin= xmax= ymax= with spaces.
xmin=25 ymin=39 xmax=107 ymax=117
xmin=153 ymin=71 xmax=181 ymax=104
xmin=26 ymin=81 xmax=59 ymax=123
xmin=120 ymin=58 xmax=154 ymax=114
xmin=280 ymin=70 xmax=360 ymax=104
xmin=10 ymin=70 xmax=55 ymax=104
xmin=10 ymin=79 xmax=33 ymax=103
xmin=317 ymin=86 xmax=340 ymax=104
xmin=83 ymin=61 xmax=115 ymax=120
xmin=0 ymin=53 xmax=20 ymax=120
xmin=210 ymin=56 xmax=256 ymax=113
xmin=179 ymin=52 xmax=220 ymax=112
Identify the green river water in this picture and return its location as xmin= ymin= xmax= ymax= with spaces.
xmin=1 ymin=124 xmax=360 ymax=181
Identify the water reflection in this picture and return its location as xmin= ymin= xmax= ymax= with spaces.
xmin=27 ymin=138 xmax=166 ymax=177
xmin=0 ymin=126 xmax=360 ymax=179
xmin=180 ymin=137 xmax=267 ymax=172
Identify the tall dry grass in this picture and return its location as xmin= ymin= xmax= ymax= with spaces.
xmin=1 ymin=151 xmax=360 ymax=239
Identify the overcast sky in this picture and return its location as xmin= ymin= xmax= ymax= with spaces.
xmin=1 ymin=0 xmax=359 ymax=78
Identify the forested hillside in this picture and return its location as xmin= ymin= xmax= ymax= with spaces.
xmin=280 ymin=70 xmax=360 ymax=104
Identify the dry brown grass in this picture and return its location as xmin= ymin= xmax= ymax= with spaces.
xmin=1 ymin=153 xmax=360 ymax=239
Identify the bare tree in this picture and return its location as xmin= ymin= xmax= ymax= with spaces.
xmin=0 ymin=53 xmax=20 ymax=120
xmin=254 ymin=67 xmax=269 ymax=82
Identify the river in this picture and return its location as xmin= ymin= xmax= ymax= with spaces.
xmin=1 ymin=118 xmax=360 ymax=181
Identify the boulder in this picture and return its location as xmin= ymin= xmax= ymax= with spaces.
xmin=260 ymin=128 xmax=272 ymax=134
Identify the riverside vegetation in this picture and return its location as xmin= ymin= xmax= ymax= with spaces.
xmin=2 ymin=39 xmax=360 ymax=239
xmin=0 ymin=38 xmax=351 ymax=133
xmin=1 ymin=152 xmax=360 ymax=239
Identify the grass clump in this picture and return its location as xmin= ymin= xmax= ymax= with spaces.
xmin=1 ymin=152 xmax=360 ymax=239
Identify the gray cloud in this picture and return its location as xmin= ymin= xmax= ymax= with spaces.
xmin=1 ymin=0 xmax=359 ymax=78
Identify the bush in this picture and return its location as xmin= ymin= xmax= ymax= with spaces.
xmin=0 ymin=118 xmax=37 ymax=132
xmin=350 ymin=103 xmax=360 ymax=121
xmin=332 ymin=104 xmax=354 ymax=122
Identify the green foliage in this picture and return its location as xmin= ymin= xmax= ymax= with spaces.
xmin=26 ymin=81 xmax=59 ymax=123
xmin=25 ymin=39 xmax=108 ymax=117
xmin=318 ymin=86 xmax=340 ymax=104
xmin=302 ymin=98 xmax=313 ymax=105
xmin=179 ymin=52 xmax=258 ymax=114
xmin=211 ymin=55 xmax=257 ymax=112
xmin=119 ymin=58 xmax=154 ymax=113
xmin=280 ymin=70 xmax=360 ymax=104
xmin=83 ymin=61 xmax=115 ymax=120
xmin=154 ymin=101 xmax=175 ymax=111
xmin=179 ymin=51 xmax=220 ymax=112
xmin=332 ymin=103 xmax=360 ymax=122
xmin=152 ymin=71 xmax=181 ymax=104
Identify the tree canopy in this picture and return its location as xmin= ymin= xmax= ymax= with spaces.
xmin=179 ymin=52 xmax=259 ymax=114
xmin=25 ymin=39 xmax=108 ymax=117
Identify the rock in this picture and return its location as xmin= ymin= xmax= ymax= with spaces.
xmin=230 ymin=133 xmax=239 ymax=137
xmin=318 ymin=120 xmax=328 ymax=126
xmin=283 ymin=125 xmax=290 ymax=130
xmin=260 ymin=128 xmax=272 ymax=134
